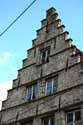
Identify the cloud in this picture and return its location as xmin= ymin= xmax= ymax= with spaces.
xmin=0 ymin=80 xmax=12 ymax=110
xmin=0 ymin=52 xmax=11 ymax=65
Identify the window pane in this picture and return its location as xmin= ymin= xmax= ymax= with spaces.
xmin=75 ymin=110 xmax=81 ymax=121
xmin=44 ymin=119 xmax=49 ymax=125
xmin=45 ymin=50 xmax=49 ymax=62
xmin=67 ymin=112 xmax=73 ymax=123
xmin=53 ymin=78 xmax=58 ymax=93
xmin=33 ymin=84 xmax=38 ymax=99
xmin=41 ymin=49 xmax=50 ymax=63
xmin=46 ymin=80 xmax=52 ymax=95
xmin=27 ymin=87 xmax=32 ymax=100
xmin=50 ymin=118 xmax=54 ymax=125
xmin=41 ymin=51 xmax=46 ymax=63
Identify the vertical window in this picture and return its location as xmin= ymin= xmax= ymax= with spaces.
xmin=43 ymin=117 xmax=55 ymax=125
xmin=26 ymin=84 xmax=38 ymax=101
xmin=46 ymin=77 xmax=58 ymax=96
xmin=67 ymin=109 xmax=81 ymax=125
xmin=40 ymin=48 xmax=50 ymax=63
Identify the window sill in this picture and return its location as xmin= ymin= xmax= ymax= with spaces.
xmin=36 ymin=61 xmax=49 ymax=66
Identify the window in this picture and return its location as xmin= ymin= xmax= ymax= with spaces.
xmin=26 ymin=84 xmax=38 ymax=101
xmin=46 ymin=77 xmax=58 ymax=95
xmin=40 ymin=48 xmax=50 ymax=63
xmin=66 ymin=109 xmax=81 ymax=125
xmin=43 ymin=117 xmax=55 ymax=125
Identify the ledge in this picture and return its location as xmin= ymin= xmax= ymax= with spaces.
xmin=65 ymin=38 xmax=73 ymax=42
xmin=18 ymin=62 xmax=36 ymax=72
xmin=5 ymin=62 xmax=81 ymax=92
xmin=28 ymin=31 xmax=70 ymax=52
xmin=1 ymin=82 xmax=83 ymax=112
xmin=57 ymin=24 xmax=65 ymax=29
xmin=36 ymin=18 xmax=62 ymax=33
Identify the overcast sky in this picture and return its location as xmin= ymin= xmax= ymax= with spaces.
xmin=0 ymin=0 xmax=83 ymax=110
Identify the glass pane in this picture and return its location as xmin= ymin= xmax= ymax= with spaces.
xmin=45 ymin=50 xmax=49 ymax=62
xmin=41 ymin=49 xmax=49 ymax=63
xmin=41 ymin=51 xmax=46 ymax=63
xmin=50 ymin=118 xmax=54 ymax=125
xmin=53 ymin=79 xmax=58 ymax=93
xmin=46 ymin=80 xmax=52 ymax=95
xmin=75 ymin=110 xmax=81 ymax=121
xmin=67 ymin=112 xmax=73 ymax=123
xmin=33 ymin=84 xmax=38 ymax=99
xmin=27 ymin=87 xmax=32 ymax=100
xmin=44 ymin=119 xmax=49 ymax=125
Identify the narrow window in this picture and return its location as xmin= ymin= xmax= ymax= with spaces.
xmin=40 ymin=48 xmax=50 ymax=63
xmin=67 ymin=112 xmax=73 ymax=123
xmin=26 ymin=84 xmax=38 ymax=101
xmin=75 ymin=110 xmax=81 ymax=121
xmin=46 ymin=77 xmax=58 ymax=96
xmin=46 ymin=79 xmax=52 ymax=95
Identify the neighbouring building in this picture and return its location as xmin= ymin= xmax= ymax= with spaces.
xmin=0 ymin=7 xmax=83 ymax=125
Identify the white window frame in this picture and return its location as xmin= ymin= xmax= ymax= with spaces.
xmin=49 ymin=119 xmax=51 ymax=125
xmin=66 ymin=109 xmax=81 ymax=125
xmin=31 ymin=86 xmax=33 ymax=100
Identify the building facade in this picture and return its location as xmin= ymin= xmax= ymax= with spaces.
xmin=0 ymin=7 xmax=83 ymax=125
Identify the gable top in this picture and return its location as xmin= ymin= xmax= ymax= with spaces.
xmin=32 ymin=7 xmax=82 ymax=54
xmin=20 ymin=7 xmax=83 ymax=70
xmin=46 ymin=7 xmax=56 ymax=17
xmin=32 ymin=7 xmax=63 ymax=46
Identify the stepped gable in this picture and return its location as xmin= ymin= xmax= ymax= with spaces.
xmin=16 ymin=7 xmax=83 ymax=87
xmin=0 ymin=7 xmax=83 ymax=125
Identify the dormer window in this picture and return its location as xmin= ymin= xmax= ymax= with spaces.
xmin=40 ymin=48 xmax=50 ymax=63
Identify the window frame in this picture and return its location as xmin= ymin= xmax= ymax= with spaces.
xmin=26 ymin=84 xmax=38 ymax=101
xmin=43 ymin=116 xmax=55 ymax=125
xmin=66 ymin=108 xmax=81 ymax=125
xmin=45 ymin=77 xmax=58 ymax=96
xmin=40 ymin=48 xmax=50 ymax=64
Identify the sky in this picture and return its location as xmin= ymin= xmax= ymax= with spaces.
xmin=0 ymin=0 xmax=83 ymax=109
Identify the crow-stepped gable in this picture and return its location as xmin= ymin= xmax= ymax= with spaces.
xmin=0 ymin=7 xmax=83 ymax=125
